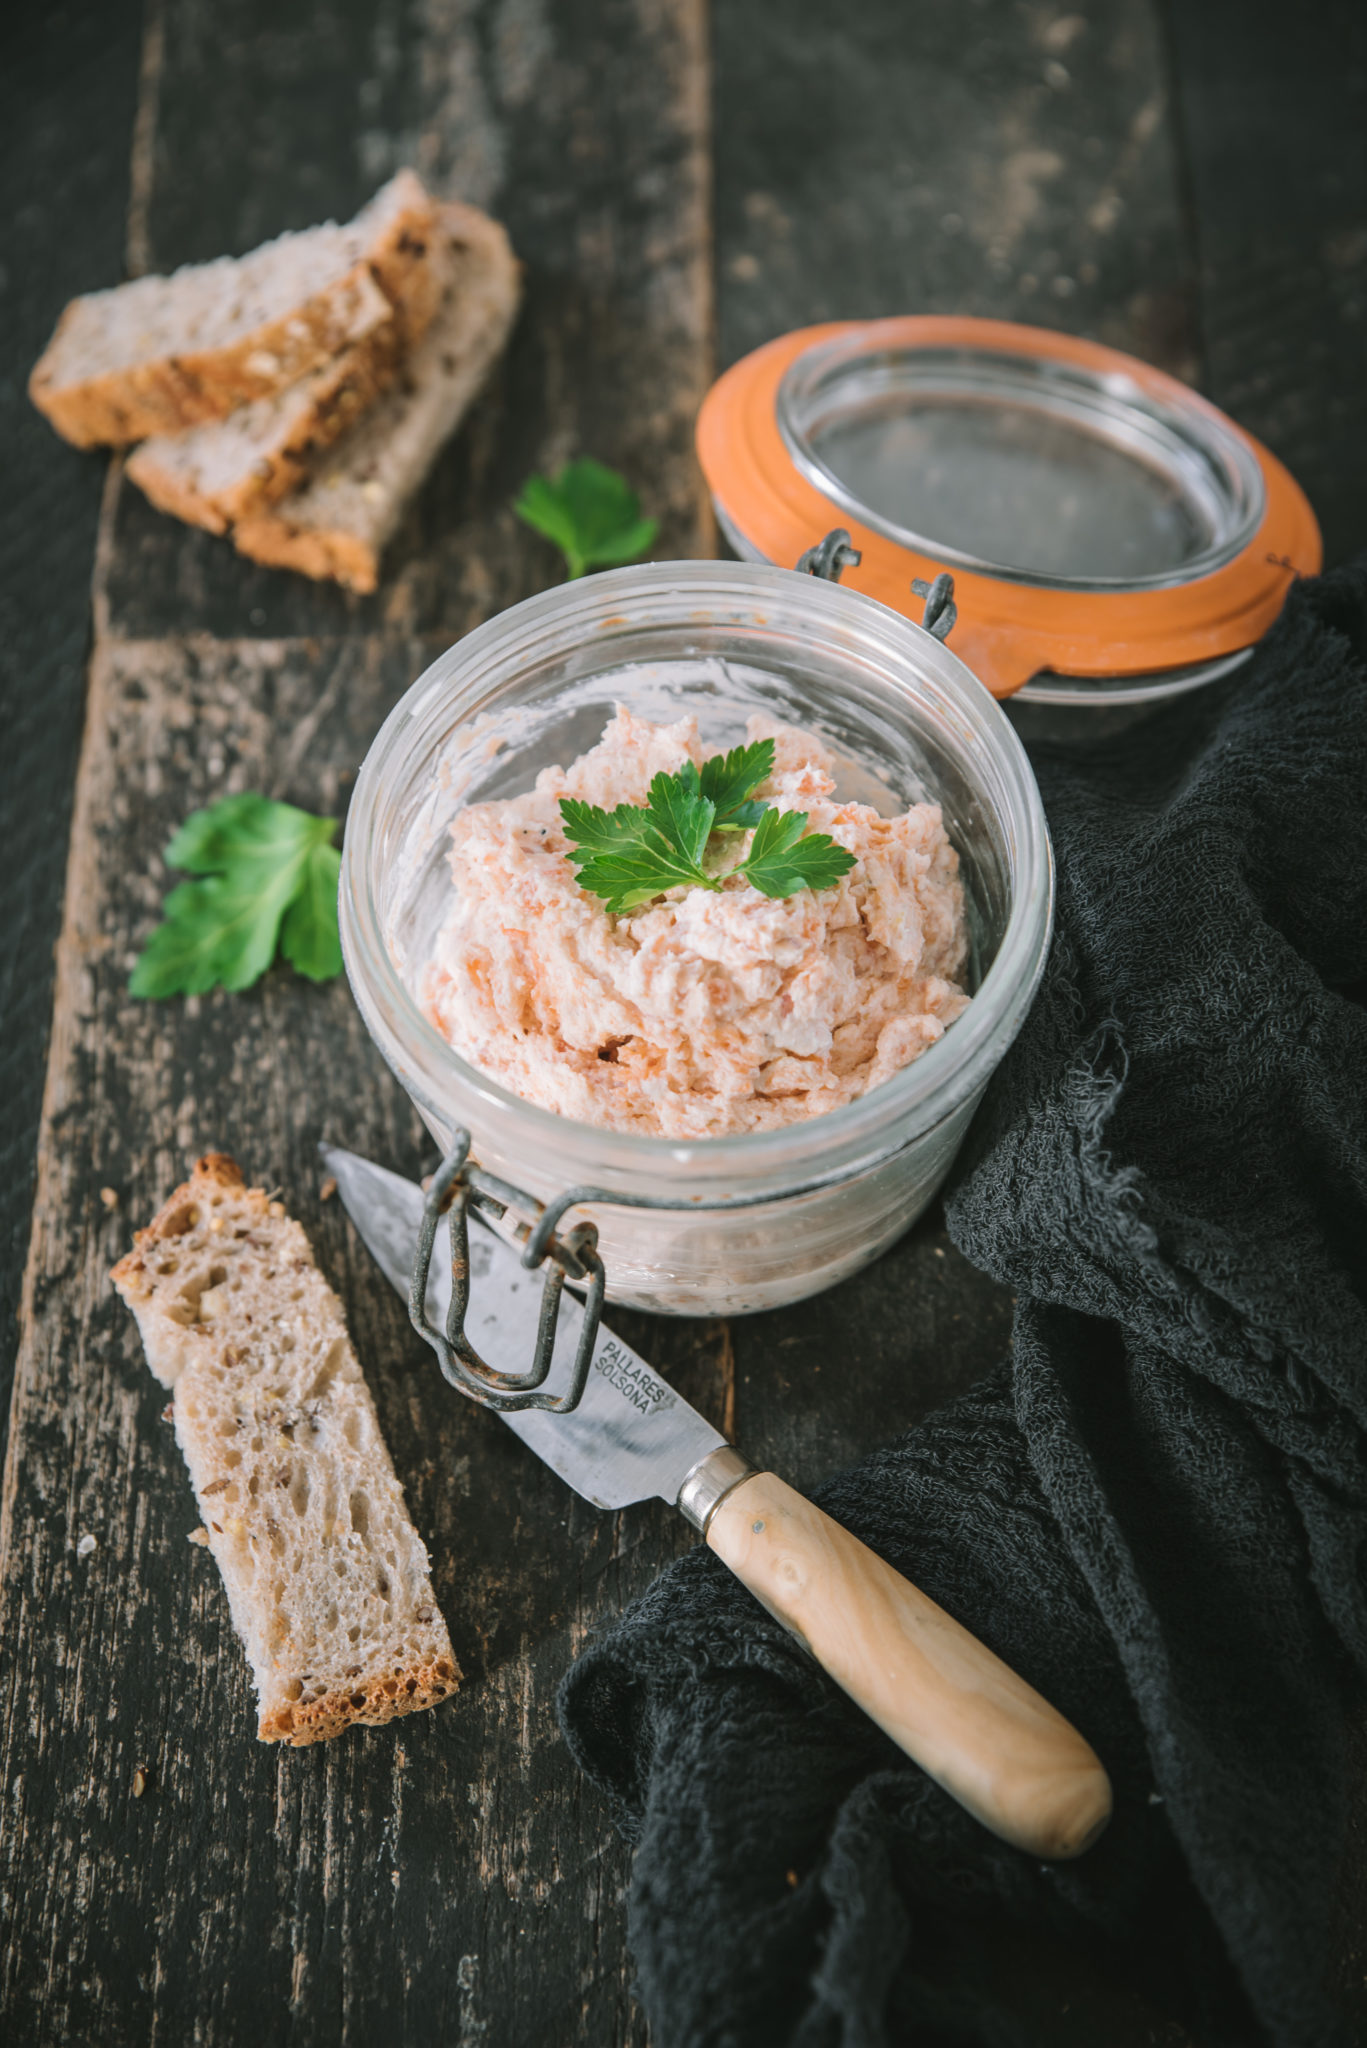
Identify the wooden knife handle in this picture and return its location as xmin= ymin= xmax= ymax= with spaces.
xmin=705 ymin=1471 xmax=1112 ymax=1860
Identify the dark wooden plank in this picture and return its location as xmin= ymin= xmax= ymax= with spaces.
xmin=712 ymin=0 xmax=1198 ymax=379
xmin=0 ymin=3 xmax=712 ymax=2042
xmin=0 ymin=0 xmax=145 ymax=1463
xmin=1160 ymin=0 xmax=1367 ymax=567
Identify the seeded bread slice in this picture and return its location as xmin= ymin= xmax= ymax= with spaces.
xmin=111 ymin=1154 xmax=459 ymax=1745
xmin=30 ymin=170 xmax=441 ymax=449
xmin=122 ymin=201 xmax=473 ymax=534
xmin=234 ymin=202 xmax=520 ymax=592
xmin=124 ymin=318 xmax=403 ymax=534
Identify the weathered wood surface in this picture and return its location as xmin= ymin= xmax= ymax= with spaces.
xmin=713 ymin=0 xmax=1198 ymax=381
xmin=0 ymin=0 xmax=145 ymax=1437
xmin=3 ymin=1 xmax=1365 ymax=2044
xmin=1162 ymin=0 xmax=1367 ymax=568
xmin=2 ymin=3 xmax=717 ymax=2042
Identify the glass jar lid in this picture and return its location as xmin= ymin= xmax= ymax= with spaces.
xmin=698 ymin=317 xmax=1321 ymax=701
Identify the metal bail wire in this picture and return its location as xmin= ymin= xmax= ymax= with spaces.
xmin=797 ymin=532 xmax=957 ymax=645
xmin=911 ymin=571 xmax=958 ymax=641
xmin=408 ymin=1132 xmax=606 ymax=1413
xmin=797 ymin=528 xmax=862 ymax=581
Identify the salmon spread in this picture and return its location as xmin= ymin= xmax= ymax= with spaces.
xmin=419 ymin=707 xmax=970 ymax=1138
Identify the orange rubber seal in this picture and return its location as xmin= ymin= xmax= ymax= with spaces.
xmin=697 ymin=317 xmax=1322 ymax=697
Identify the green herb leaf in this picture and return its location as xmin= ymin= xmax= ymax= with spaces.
xmin=571 ymin=835 xmax=706 ymax=916
xmin=280 ymin=842 xmax=344 ymax=982
xmin=740 ymin=805 xmax=858 ymax=899
xmin=645 ymin=768 xmax=715 ymax=868
xmin=514 ymin=459 xmax=659 ymax=580
xmin=130 ymin=793 xmax=343 ymax=998
xmin=557 ymin=796 xmax=655 ymax=853
xmin=559 ymin=745 xmax=856 ymax=914
xmin=699 ymin=738 xmax=775 ymax=830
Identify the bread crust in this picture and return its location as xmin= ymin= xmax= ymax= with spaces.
xmin=111 ymin=1151 xmax=249 ymax=1285
xmin=124 ymin=322 xmax=404 ymax=534
xmin=259 ymin=1654 xmax=461 ymax=1746
xmin=30 ymin=275 xmax=381 ymax=448
xmin=233 ymin=203 xmax=520 ymax=591
xmin=112 ymin=1153 xmax=460 ymax=1746
xmin=30 ymin=170 xmax=441 ymax=449
xmin=231 ymin=521 xmax=384 ymax=594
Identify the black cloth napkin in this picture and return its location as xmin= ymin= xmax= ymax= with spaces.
xmin=557 ymin=565 xmax=1367 ymax=2048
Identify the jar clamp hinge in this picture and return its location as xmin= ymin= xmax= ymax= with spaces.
xmin=409 ymin=1132 xmax=608 ymax=1413
xmin=409 ymin=1127 xmax=918 ymax=1413
xmin=797 ymin=527 xmax=958 ymax=642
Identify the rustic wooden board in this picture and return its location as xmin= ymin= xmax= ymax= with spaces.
xmin=0 ymin=0 xmax=145 ymax=1445
xmin=712 ymin=0 xmax=1198 ymax=380
xmin=1 ymin=1 xmax=718 ymax=2040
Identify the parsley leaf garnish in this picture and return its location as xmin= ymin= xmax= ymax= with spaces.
xmin=130 ymin=793 xmax=343 ymax=998
xmin=697 ymin=739 xmax=775 ymax=831
xmin=559 ymin=740 xmax=856 ymax=914
xmin=514 ymin=459 xmax=659 ymax=580
xmin=739 ymin=803 xmax=857 ymax=899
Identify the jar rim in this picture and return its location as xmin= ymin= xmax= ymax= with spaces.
xmin=340 ymin=560 xmax=1054 ymax=1191
xmin=775 ymin=328 xmax=1267 ymax=593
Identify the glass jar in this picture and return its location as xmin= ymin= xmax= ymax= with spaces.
xmin=340 ymin=561 xmax=1052 ymax=1316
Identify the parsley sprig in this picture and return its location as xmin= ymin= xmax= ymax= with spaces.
xmin=130 ymin=793 xmax=343 ymax=997
xmin=559 ymin=739 xmax=856 ymax=915
xmin=514 ymin=459 xmax=658 ymax=580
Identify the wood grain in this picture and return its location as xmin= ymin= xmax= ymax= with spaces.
xmin=712 ymin=0 xmax=1198 ymax=380
xmin=708 ymin=1472 xmax=1112 ymax=1859
xmin=0 ymin=2 xmax=712 ymax=2042
xmin=0 ymin=0 xmax=145 ymax=1451
xmin=1159 ymin=0 xmax=1367 ymax=568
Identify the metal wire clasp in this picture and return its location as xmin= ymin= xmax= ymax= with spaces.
xmin=409 ymin=1132 xmax=606 ymax=1413
xmin=911 ymin=571 xmax=957 ymax=641
xmin=797 ymin=528 xmax=862 ymax=581
xmin=797 ymin=531 xmax=958 ymax=646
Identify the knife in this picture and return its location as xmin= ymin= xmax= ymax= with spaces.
xmin=323 ymin=1143 xmax=1112 ymax=1859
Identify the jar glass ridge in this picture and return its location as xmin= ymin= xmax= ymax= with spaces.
xmin=340 ymin=561 xmax=1053 ymax=1315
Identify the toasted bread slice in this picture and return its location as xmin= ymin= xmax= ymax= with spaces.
xmin=234 ymin=202 xmax=520 ymax=592
xmin=30 ymin=170 xmax=441 ymax=449
xmin=111 ymin=1154 xmax=459 ymax=1745
xmin=125 ymin=323 xmax=403 ymax=534
xmin=122 ymin=202 xmax=475 ymax=534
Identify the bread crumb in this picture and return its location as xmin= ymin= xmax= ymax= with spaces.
xmin=161 ymin=1402 xmax=175 ymax=1423
xmin=75 ymin=1532 xmax=98 ymax=1560
xmin=99 ymin=1187 xmax=120 ymax=1211
xmin=132 ymin=1764 xmax=151 ymax=1798
xmin=319 ymin=1176 xmax=338 ymax=1203
xmin=188 ymin=1526 xmax=211 ymax=1546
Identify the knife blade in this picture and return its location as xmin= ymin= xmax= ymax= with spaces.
xmin=324 ymin=1142 xmax=1113 ymax=1860
xmin=321 ymin=1143 xmax=725 ymax=1510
